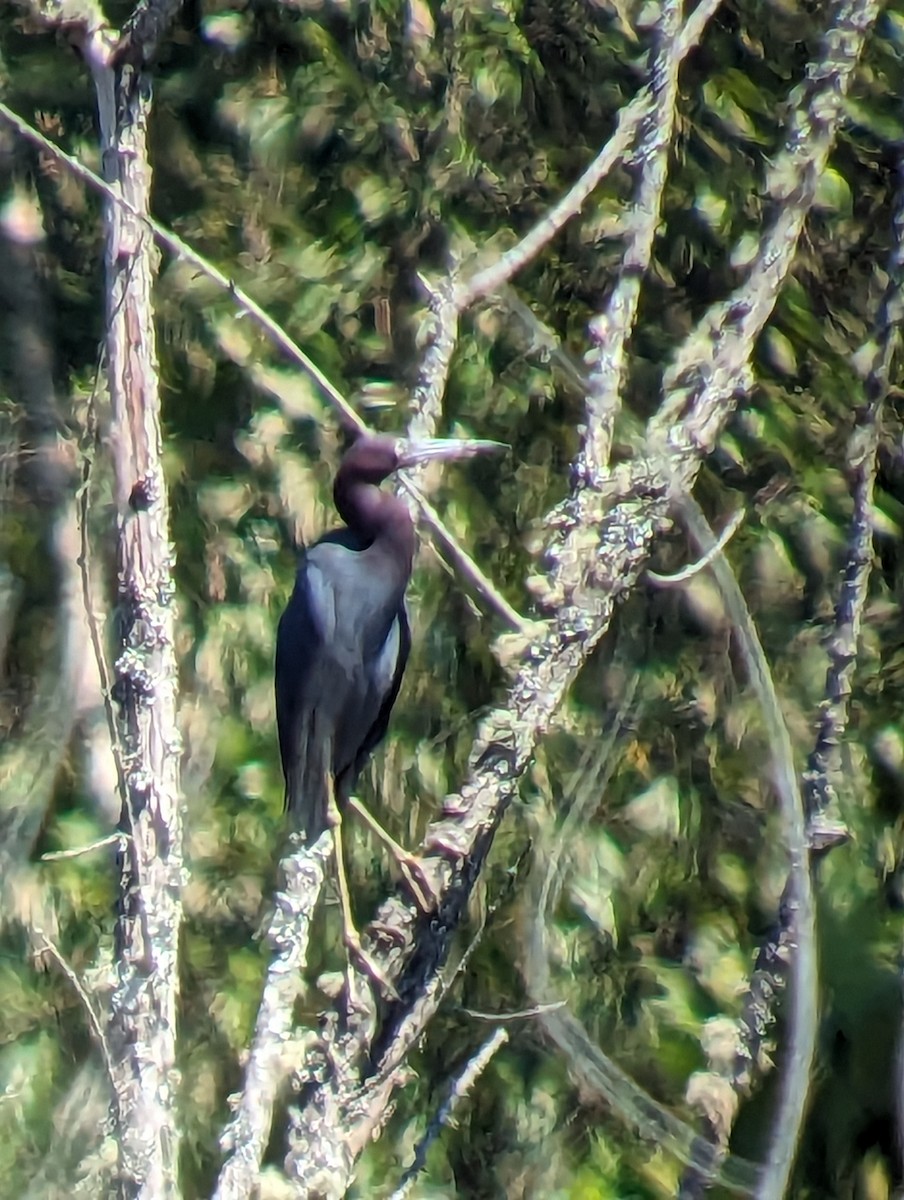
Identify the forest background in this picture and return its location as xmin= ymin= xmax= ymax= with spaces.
xmin=1 ymin=0 xmax=903 ymax=1198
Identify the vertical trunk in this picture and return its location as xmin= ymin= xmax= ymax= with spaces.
xmin=90 ymin=47 xmax=183 ymax=1200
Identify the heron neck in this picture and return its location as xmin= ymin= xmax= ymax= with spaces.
xmin=334 ymin=480 xmax=416 ymax=573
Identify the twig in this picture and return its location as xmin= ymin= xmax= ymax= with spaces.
xmin=75 ymin=355 xmax=130 ymax=812
xmin=398 ymin=477 xmax=531 ymax=634
xmin=388 ymin=1028 xmax=509 ymax=1200
xmin=647 ymin=508 xmax=745 ymax=586
xmin=0 ymin=100 xmax=362 ymax=435
xmin=34 ymin=932 xmax=117 ymax=1102
xmin=732 ymin=86 xmax=904 ymax=1183
xmin=461 ymin=1002 xmax=566 ymax=1022
xmin=42 ymin=832 xmax=128 ymax=861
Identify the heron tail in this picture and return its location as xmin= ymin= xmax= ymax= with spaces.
xmin=284 ymin=720 xmax=332 ymax=844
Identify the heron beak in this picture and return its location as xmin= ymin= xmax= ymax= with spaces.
xmin=396 ymin=437 xmax=507 ymax=468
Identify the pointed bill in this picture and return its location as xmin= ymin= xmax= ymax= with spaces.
xmin=395 ymin=437 xmax=507 ymax=469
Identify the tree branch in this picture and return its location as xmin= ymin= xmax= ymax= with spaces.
xmin=84 ymin=10 xmax=185 ymax=1195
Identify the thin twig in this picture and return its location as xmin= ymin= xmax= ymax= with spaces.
xmin=647 ymin=508 xmax=745 ymax=586
xmin=42 ymin=832 xmax=128 ymax=861
xmin=398 ymin=476 xmax=531 ymax=634
xmin=0 ymin=99 xmax=363 ymax=436
xmin=461 ymin=1001 xmax=567 ymax=1022
xmin=76 ymin=356 xmax=129 ymax=811
xmin=388 ymin=1028 xmax=508 ymax=1200
xmin=34 ymin=932 xmax=117 ymax=1101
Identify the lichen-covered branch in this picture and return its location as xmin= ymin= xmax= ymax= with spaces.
xmin=582 ymin=0 xmax=685 ymax=474
xmin=732 ymin=75 xmax=904 ymax=1181
xmin=85 ymin=11 xmax=184 ymax=1196
xmin=212 ymin=836 xmax=330 ymax=1200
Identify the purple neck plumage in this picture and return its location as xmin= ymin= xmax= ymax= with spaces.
xmin=333 ymin=438 xmax=416 ymax=568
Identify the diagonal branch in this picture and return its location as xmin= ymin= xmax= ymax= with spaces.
xmin=732 ymin=111 xmax=904 ymax=1184
xmin=404 ymin=0 xmax=722 ymax=452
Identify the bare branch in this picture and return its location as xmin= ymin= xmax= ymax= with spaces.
xmin=85 ymin=26 xmax=184 ymax=1198
xmin=653 ymin=0 xmax=882 ymax=464
xmin=282 ymin=5 xmax=878 ymax=1193
xmin=42 ymin=833 xmax=128 ymax=861
xmin=675 ymin=494 xmax=818 ymax=1200
xmin=403 ymin=1 xmax=721 ymax=455
xmin=0 ymin=104 xmax=519 ymax=633
xmin=455 ymin=0 xmax=721 ymax=312
xmin=730 ymin=80 xmax=904 ymax=1182
xmin=583 ymin=0 xmax=687 ymax=473
xmin=397 ymin=476 xmax=533 ymax=634
xmin=213 ymin=836 xmax=330 ymax=1200
xmin=0 ymin=101 xmax=364 ymax=440
xmin=388 ymin=1028 xmax=508 ymax=1200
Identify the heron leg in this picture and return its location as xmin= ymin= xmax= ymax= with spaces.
xmin=347 ymin=795 xmax=437 ymax=913
xmin=326 ymin=775 xmax=398 ymax=1001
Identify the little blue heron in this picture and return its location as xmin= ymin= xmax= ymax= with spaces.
xmin=275 ymin=432 xmax=502 ymax=981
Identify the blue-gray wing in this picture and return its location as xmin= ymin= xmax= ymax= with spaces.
xmin=275 ymin=536 xmax=409 ymax=837
xmin=275 ymin=549 xmax=335 ymax=840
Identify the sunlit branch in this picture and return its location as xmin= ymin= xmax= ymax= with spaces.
xmin=674 ymin=494 xmax=818 ymax=1200
xmin=407 ymin=273 xmax=461 ymax=446
xmin=282 ymin=5 xmax=879 ymax=1194
xmin=213 ymin=836 xmax=330 ymax=1200
xmin=84 ymin=11 xmax=185 ymax=1196
xmin=582 ymin=0 xmax=685 ymax=475
xmin=455 ymin=0 xmax=722 ymax=312
xmin=652 ymin=0 xmax=882 ymax=467
xmin=403 ymin=0 xmax=722 ymax=458
xmin=388 ymin=1028 xmax=509 ymax=1200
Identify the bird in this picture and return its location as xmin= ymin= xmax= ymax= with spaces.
xmin=275 ymin=431 xmax=502 ymax=981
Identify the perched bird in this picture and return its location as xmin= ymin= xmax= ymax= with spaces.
xmin=275 ymin=432 xmax=501 ymax=968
